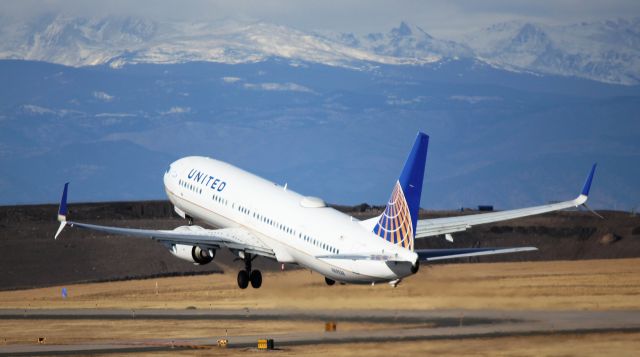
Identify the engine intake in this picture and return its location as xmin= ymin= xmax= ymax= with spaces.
xmin=170 ymin=243 xmax=215 ymax=265
xmin=192 ymin=245 xmax=215 ymax=264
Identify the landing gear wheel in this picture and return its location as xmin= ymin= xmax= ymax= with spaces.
xmin=411 ymin=260 xmax=420 ymax=274
xmin=325 ymin=277 xmax=335 ymax=286
xmin=250 ymin=270 xmax=262 ymax=289
xmin=237 ymin=270 xmax=249 ymax=289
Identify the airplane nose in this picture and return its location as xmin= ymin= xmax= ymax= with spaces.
xmin=164 ymin=163 xmax=175 ymax=185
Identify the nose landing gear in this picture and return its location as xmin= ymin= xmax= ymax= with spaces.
xmin=237 ymin=253 xmax=262 ymax=289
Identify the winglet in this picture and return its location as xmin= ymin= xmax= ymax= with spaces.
xmin=581 ymin=163 xmax=597 ymax=196
xmin=58 ymin=182 xmax=69 ymax=222
xmin=55 ymin=183 xmax=69 ymax=240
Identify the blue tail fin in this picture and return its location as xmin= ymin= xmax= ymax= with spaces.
xmin=372 ymin=132 xmax=429 ymax=251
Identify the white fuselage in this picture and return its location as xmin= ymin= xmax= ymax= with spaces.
xmin=163 ymin=156 xmax=418 ymax=284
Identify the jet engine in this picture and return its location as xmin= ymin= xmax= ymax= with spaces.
xmin=170 ymin=244 xmax=215 ymax=265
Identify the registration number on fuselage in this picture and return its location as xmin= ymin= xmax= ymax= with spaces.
xmin=331 ymin=267 xmax=346 ymax=276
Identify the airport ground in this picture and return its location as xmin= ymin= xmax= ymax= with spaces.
xmin=1 ymin=258 xmax=639 ymax=356
xmin=1 ymin=202 xmax=640 ymax=355
xmin=2 ymin=258 xmax=640 ymax=311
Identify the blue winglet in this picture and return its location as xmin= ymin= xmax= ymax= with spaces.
xmin=58 ymin=182 xmax=69 ymax=220
xmin=581 ymin=164 xmax=597 ymax=196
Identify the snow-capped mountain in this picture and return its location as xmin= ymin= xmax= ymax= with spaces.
xmin=0 ymin=15 xmax=157 ymax=66
xmin=331 ymin=22 xmax=472 ymax=61
xmin=0 ymin=15 xmax=438 ymax=69
xmin=0 ymin=15 xmax=639 ymax=84
xmin=461 ymin=19 xmax=640 ymax=85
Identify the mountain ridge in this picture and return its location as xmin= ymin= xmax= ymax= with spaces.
xmin=1 ymin=15 xmax=639 ymax=84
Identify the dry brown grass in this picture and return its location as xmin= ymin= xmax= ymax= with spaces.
xmin=1 ymin=258 xmax=639 ymax=311
xmin=1 ymin=259 xmax=639 ymax=355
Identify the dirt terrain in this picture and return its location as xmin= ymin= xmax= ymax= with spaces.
xmin=1 ymin=201 xmax=639 ymax=290
xmin=1 ymin=258 xmax=639 ymax=310
xmin=0 ymin=259 xmax=639 ymax=355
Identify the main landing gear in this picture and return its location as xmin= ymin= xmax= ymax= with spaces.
xmin=237 ymin=253 xmax=262 ymax=289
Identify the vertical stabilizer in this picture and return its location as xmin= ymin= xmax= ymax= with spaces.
xmin=372 ymin=132 xmax=429 ymax=251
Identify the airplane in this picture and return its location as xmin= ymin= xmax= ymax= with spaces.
xmin=54 ymin=132 xmax=597 ymax=289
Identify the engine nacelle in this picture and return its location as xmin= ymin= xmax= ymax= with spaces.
xmin=170 ymin=243 xmax=215 ymax=265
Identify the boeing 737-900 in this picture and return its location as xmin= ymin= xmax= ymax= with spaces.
xmin=55 ymin=132 xmax=597 ymax=289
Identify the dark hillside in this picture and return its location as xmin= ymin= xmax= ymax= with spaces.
xmin=1 ymin=201 xmax=639 ymax=290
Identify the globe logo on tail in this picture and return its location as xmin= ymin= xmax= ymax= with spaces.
xmin=373 ymin=181 xmax=414 ymax=251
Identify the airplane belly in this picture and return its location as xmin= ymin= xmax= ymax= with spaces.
xmin=337 ymin=259 xmax=413 ymax=283
xmin=296 ymin=253 xmax=408 ymax=284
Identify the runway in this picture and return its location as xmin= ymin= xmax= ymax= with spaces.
xmin=1 ymin=308 xmax=640 ymax=355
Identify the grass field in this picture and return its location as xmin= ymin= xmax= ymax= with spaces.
xmin=1 ymin=258 xmax=639 ymax=311
xmin=1 ymin=258 xmax=639 ymax=356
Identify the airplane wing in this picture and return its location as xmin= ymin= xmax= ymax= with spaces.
xmin=54 ymin=184 xmax=275 ymax=259
xmin=415 ymin=164 xmax=598 ymax=239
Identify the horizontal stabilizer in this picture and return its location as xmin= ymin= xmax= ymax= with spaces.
xmin=417 ymin=247 xmax=537 ymax=262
